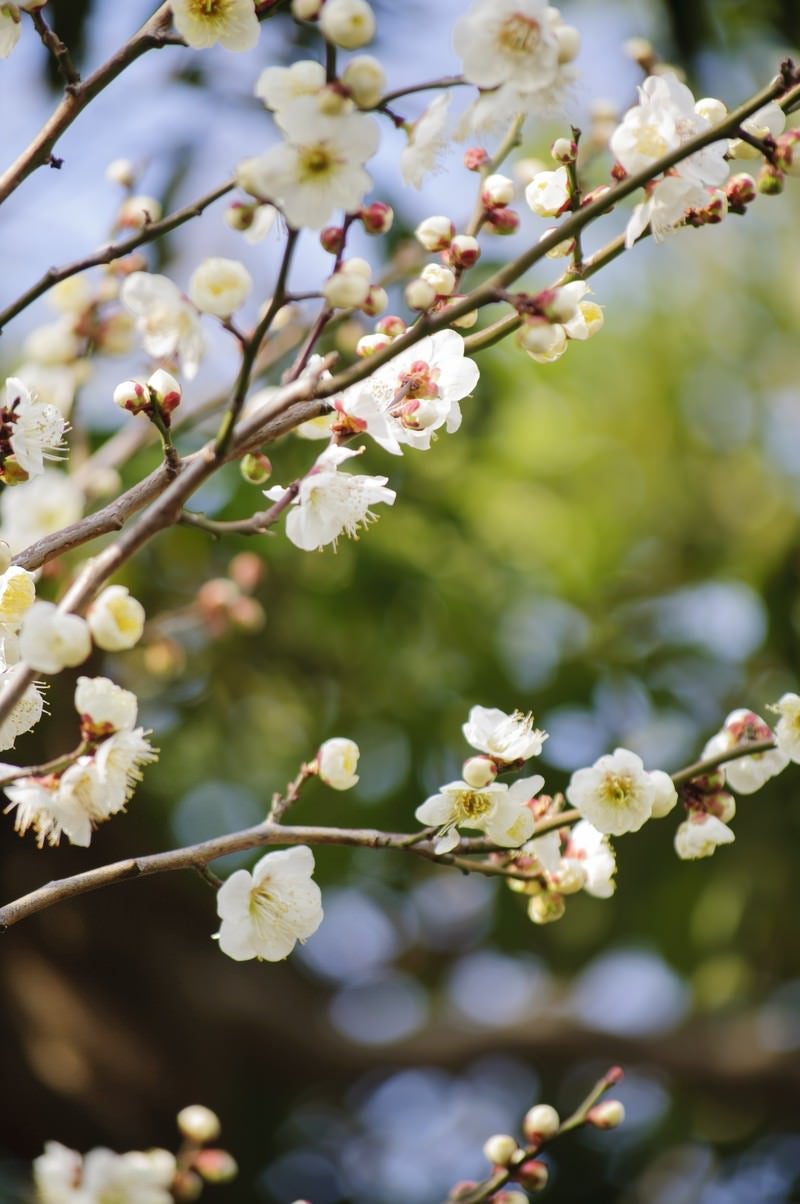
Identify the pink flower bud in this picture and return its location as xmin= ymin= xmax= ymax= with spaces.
xmin=445 ymin=234 xmax=481 ymax=269
xmin=360 ymin=201 xmax=394 ymax=234
xmin=414 ymin=215 xmax=454 ymax=251
xmin=320 ymin=225 xmax=345 ymax=254
xmin=193 ymin=1149 xmax=239 ymax=1183
xmin=514 ymin=1159 xmax=550 ymax=1192
xmin=521 ymin=1103 xmax=560 ymax=1144
xmin=757 ymin=163 xmax=784 ymax=195
xmin=485 ymin=206 xmax=519 ymax=235
xmin=587 ymin=1099 xmax=625 ymax=1129
xmin=113 ymin=379 xmax=150 ymax=414
xmin=725 ymin=171 xmax=757 ymax=211
xmin=551 ymin=137 xmax=577 ymax=164
xmin=376 ymin=314 xmax=406 ymax=337
xmin=464 ymin=146 xmax=489 ymax=171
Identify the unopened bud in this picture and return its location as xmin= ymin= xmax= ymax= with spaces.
xmin=105 ymin=157 xmax=136 ymax=188
xmin=376 ymin=314 xmax=406 ymax=337
xmin=360 ymin=201 xmax=394 ymax=234
xmin=291 ymin=0 xmax=322 ymax=18
xmin=464 ymin=146 xmax=489 ymax=171
xmin=551 ymin=137 xmax=577 ymax=163
xmin=361 ymin=285 xmax=388 ymax=316
xmin=147 ymin=368 xmax=181 ymax=414
xmin=555 ymin=23 xmax=580 ymax=63
xmin=482 ymin=1134 xmax=518 ymax=1167
xmin=757 ymin=163 xmax=784 ymax=195
xmin=113 ymin=379 xmax=150 ymax=414
xmin=193 ymin=1149 xmax=239 ymax=1183
xmin=320 ymin=225 xmax=345 ymax=254
xmin=342 ymin=54 xmax=385 ymax=107
xmin=446 ymin=234 xmax=481 ymax=269
xmin=405 ymin=278 xmax=437 ymax=310
xmin=515 ymin=1159 xmax=550 ymax=1192
xmin=527 ymin=891 xmax=566 ymax=924
xmin=521 ymin=1103 xmax=560 ymax=1143
xmin=462 ymin=756 xmax=498 ymax=789
xmin=117 ymin=194 xmax=162 ymax=229
xmin=587 ymin=1100 xmax=625 ymax=1129
xmin=695 ymin=96 xmax=727 ymax=125
xmin=177 ymin=1105 xmax=221 ymax=1144
xmin=225 ymin=201 xmax=257 ymax=231
xmin=725 ymin=172 xmax=757 ymax=211
xmin=774 ymin=129 xmax=800 ymax=176
xmin=482 ymin=173 xmax=515 ymax=206
xmin=446 ymin=297 xmax=478 ymax=329
xmin=356 ymin=332 xmax=391 ymax=356
xmin=705 ymin=791 xmax=736 ymax=823
xmin=552 ymin=862 xmax=586 ymax=894
xmin=420 ymin=263 xmax=456 ymax=296
xmin=240 ymin=452 xmax=272 ymax=485
xmin=539 ymin=227 xmax=575 ymax=258
xmin=415 ymin=215 xmax=454 ymax=251
xmin=323 ymin=270 xmax=370 ymax=309
xmin=623 ymin=36 xmax=655 ymax=68
xmin=485 ymin=206 xmax=519 ymax=235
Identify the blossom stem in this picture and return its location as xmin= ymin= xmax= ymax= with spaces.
xmin=671 ymin=739 xmax=776 ymax=786
xmin=29 ymin=7 xmax=80 ymax=90
xmin=374 ymin=75 xmax=468 ymax=107
xmin=0 ymin=742 xmax=89 ymax=787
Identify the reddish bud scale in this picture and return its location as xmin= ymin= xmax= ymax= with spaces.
xmin=376 ymin=314 xmax=406 ymax=337
xmin=360 ymin=201 xmax=394 ymax=234
xmin=485 ymin=206 xmax=520 ymax=235
xmin=514 ymin=1159 xmax=550 ymax=1191
xmin=320 ymin=225 xmax=345 ymax=254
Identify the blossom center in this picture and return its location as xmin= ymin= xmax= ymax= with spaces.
xmin=599 ymin=772 xmax=634 ymax=808
xmin=298 ymin=143 xmax=337 ymax=180
xmin=454 ymin=789 xmax=493 ymax=820
xmin=498 ymin=13 xmax=541 ymax=57
xmin=635 ymin=127 xmax=669 ymax=158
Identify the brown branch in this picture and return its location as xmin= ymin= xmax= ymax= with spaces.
xmin=0 ymin=178 xmax=234 ymax=333
xmin=0 ymin=3 xmax=179 ymax=207
xmin=29 ymin=7 xmax=80 ymax=89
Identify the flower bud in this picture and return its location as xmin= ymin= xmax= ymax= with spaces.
xmin=482 ymin=1134 xmax=518 ymax=1167
xmin=464 ymin=146 xmax=489 ymax=171
xmin=405 ymin=278 xmax=437 ymax=310
xmin=356 ymin=332 xmax=391 ymax=356
xmin=360 ymin=200 xmax=394 ymax=234
xmin=342 ymin=55 xmax=385 ymax=107
xmin=317 ymin=737 xmax=360 ymax=790
xmin=117 ymin=195 xmax=162 ymax=229
xmin=446 ymin=234 xmax=481 ymax=269
xmin=587 ymin=1100 xmax=625 ymax=1129
xmin=225 ymin=201 xmax=258 ymax=231
xmin=445 ymin=298 xmax=478 ymax=329
xmin=87 ymin=585 xmax=146 ymax=652
xmin=551 ymin=137 xmax=577 ymax=164
xmin=240 ymin=452 xmax=272 ymax=485
xmin=147 ymin=369 xmax=181 ymax=414
xmin=172 ymin=1171 xmax=203 ymax=1202
xmin=376 ymin=314 xmax=406 ymax=337
xmin=774 ymin=129 xmax=800 ymax=177
xmin=420 ymin=263 xmax=456 ymax=296
xmin=105 ymin=157 xmax=136 ymax=188
xmin=705 ymin=791 xmax=736 ymax=823
xmin=291 ymin=0 xmax=322 ymax=17
xmin=414 ymin=215 xmax=454 ymax=251
xmin=757 ymin=163 xmax=784 ymax=195
xmin=518 ymin=319 xmax=564 ymax=357
xmin=695 ymin=96 xmax=727 ymax=125
xmin=114 ymin=379 xmax=150 ymax=414
xmin=1 ymin=457 xmax=30 ymax=486
xmin=539 ymin=228 xmax=575 ymax=258
xmin=725 ymin=172 xmax=756 ymax=211
xmin=515 ymin=1159 xmax=550 ymax=1192
xmin=318 ymin=0 xmax=375 ymax=49
xmin=492 ymin=1192 xmax=529 ymax=1204
xmin=193 ymin=1149 xmax=238 ymax=1183
xmin=552 ymin=862 xmax=586 ymax=894
xmin=555 ymin=23 xmax=580 ymax=63
xmin=482 ymin=173 xmax=515 ymax=206
xmin=177 ymin=1105 xmax=221 ymax=1144
xmin=623 ymin=35 xmax=655 ymax=67
xmin=521 ymin=1103 xmax=560 ymax=1144
xmin=319 ymin=225 xmax=345 ymax=254
xmin=485 ymin=206 xmax=519 ymax=235
xmin=527 ymin=891 xmax=566 ymax=924
xmin=323 ymin=271 xmax=371 ymax=309
xmin=462 ymin=756 xmax=498 ymax=789
xmin=361 ymin=286 xmax=388 ymax=316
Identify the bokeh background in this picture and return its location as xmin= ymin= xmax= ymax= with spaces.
xmin=2 ymin=0 xmax=800 ymax=1200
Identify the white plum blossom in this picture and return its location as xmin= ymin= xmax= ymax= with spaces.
xmin=188 ymin=257 xmax=253 ymax=317
xmin=215 ymin=845 xmax=324 ymax=961
xmin=75 ymin=676 xmax=138 ymax=734
xmin=265 ymin=444 xmax=395 ymax=551
xmin=525 ymin=166 xmax=571 ymax=217
xmin=3 ymin=376 xmax=67 ymax=478
xmin=566 ymin=748 xmax=676 ymax=836
xmin=317 ymin=737 xmax=360 ymax=790
xmin=463 ymin=705 xmax=547 ymax=763
xmin=5 ymin=766 xmax=97 ymax=847
xmin=93 ymin=727 xmax=159 ymax=814
xmin=0 ymin=565 xmax=36 ymax=634
xmin=335 ymin=329 xmax=479 ymax=455
xmin=415 ymin=774 xmax=543 ymax=854
xmin=0 ymin=469 xmax=83 ymax=552
xmin=19 ymin=601 xmax=91 ymax=674
xmin=0 ymin=4 xmax=21 ymax=59
xmin=120 ymin=272 xmax=205 ymax=380
xmin=624 ymin=174 xmax=709 ymax=248
xmin=255 ymin=60 xmax=326 ymax=112
xmin=563 ymin=820 xmax=617 ymax=897
xmin=701 ymin=709 xmax=788 ymax=794
xmin=34 ymin=1141 xmax=175 ymax=1204
xmin=674 ymin=813 xmax=735 ymax=860
xmin=611 ymin=74 xmax=728 ymax=185
xmin=770 ymin=693 xmax=800 ymax=762
xmin=171 ymin=0 xmax=260 ymax=51
xmin=87 ymin=585 xmax=146 ymax=651
xmin=0 ymin=672 xmax=45 ymax=750
xmin=238 ymin=100 xmax=379 ymax=230
xmin=400 ymin=94 xmax=451 ymax=189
